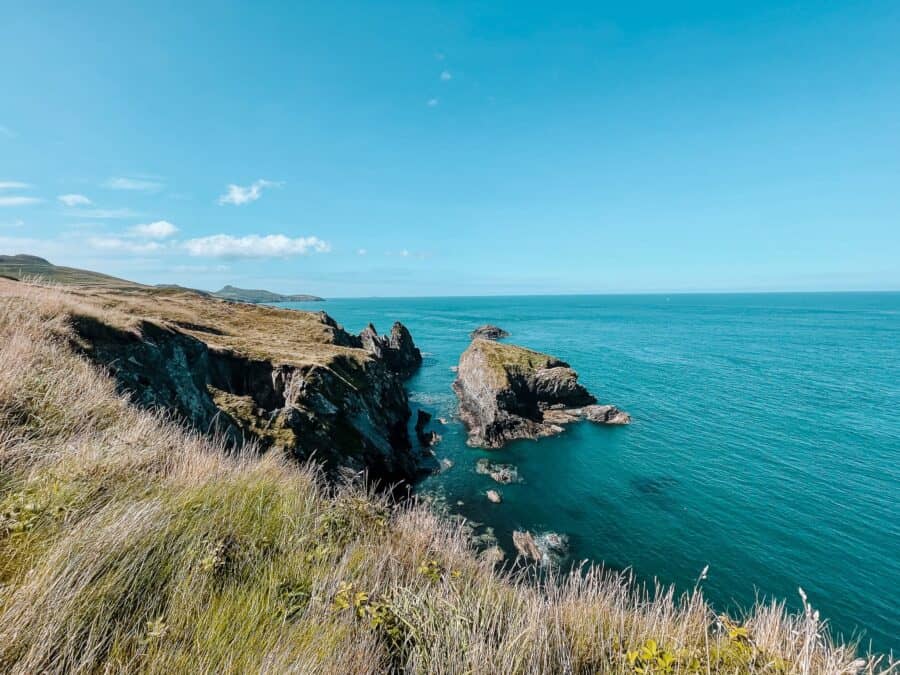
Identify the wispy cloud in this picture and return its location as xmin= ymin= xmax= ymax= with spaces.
xmin=104 ymin=176 xmax=164 ymax=192
xmin=0 ymin=181 xmax=31 ymax=190
xmin=0 ymin=126 xmax=14 ymax=139
xmin=183 ymin=234 xmax=330 ymax=258
xmin=217 ymin=179 xmax=282 ymax=206
xmin=67 ymin=208 xmax=142 ymax=219
xmin=0 ymin=219 xmax=25 ymax=228
xmin=440 ymin=70 xmax=452 ymax=81
xmin=0 ymin=196 xmax=41 ymax=207
xmin=58 ymin=193 xmax=92 ymax=207
xmin=427 ymin=98 xmax=439 ymax=107
xmin=357 ymin=248 xmax=368 ymax=256
xmin=130 ymin=220 xmax=178 ymax=239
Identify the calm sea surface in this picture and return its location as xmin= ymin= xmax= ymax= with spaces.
xmin=286 ymin=293 xmax=900 ymax=653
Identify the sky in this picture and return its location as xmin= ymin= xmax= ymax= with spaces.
xmin=1 ymin=1 xmax=898 ymax=297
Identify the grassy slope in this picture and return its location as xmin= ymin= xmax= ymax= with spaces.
xmin=52 ymin=280 xmax=363 ymax=367
xmin=468 ymin=338 xmax=566 ymax=388
xmin=0 ymin=280 xmax=889 ymax=674
xmin=0 ymin=255 xmax=143 ymax=288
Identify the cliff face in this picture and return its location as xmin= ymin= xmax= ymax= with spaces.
xmin=65 ymin=287 xmax=424 ymax=484
xmin=453 ymin=338 xmax=630 ymax=448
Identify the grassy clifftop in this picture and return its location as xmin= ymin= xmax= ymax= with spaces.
xmin=0 ymin=279 xmax=887 ymax=674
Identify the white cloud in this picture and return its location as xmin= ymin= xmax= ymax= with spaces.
xmin=183 ymin=234 xmax=330 ymax=258
xmin=67 ymin=208 xmax=142 ymax=219
xmin=130 ymin=220 xmax=178 ymax=239
xmin=87 ymin=236 xmax=165 ymax=254
xmin=400 ymin=249 xmax=410 ymax=257
xmin=357 ymin=248 xmax=367 ymax=256
xmin=104 ymin=176 xmax=164 ymax=192
xmin=0 ymin=126 xmax=14 ymax=138
xmin=0 ymin=196 xmax=41 ymax=207
xmin=427 ymin=98 xmax=439 ymax=107
xmin=440 ymin=70 xmax=452 ymax=81
xmin=218 ymin=180 xmax=282 ymax=206
xmin=58 ymin=193 xmax=92 ymax=207
xmin=0 ymin=219 xmax=25 ymax=228
xmin=0 ymin=181 xmax=31 ymax=190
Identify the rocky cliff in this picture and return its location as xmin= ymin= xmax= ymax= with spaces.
xmin=65 ymin=286 xmax=425 ymax=484
xmin=453 ymin=338 xmax=630 ymax=448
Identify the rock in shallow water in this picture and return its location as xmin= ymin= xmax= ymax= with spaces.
xmin=470 ymin=324 xmax=510 ymax=340
xmin=512 ymin=530 xmax=569 ymax=565
xmin=452 ymin=338 xmax=630 ymax=447
xmin=486 ymin=489 xmax=502 ymax=503
xmin=475 ymin=458 xmax=520 ymax=484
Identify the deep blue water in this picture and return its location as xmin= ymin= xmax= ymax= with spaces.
xmin=286 ymin=293 xmax=900 ymax=654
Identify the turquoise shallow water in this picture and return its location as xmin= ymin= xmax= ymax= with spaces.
xmin=287 ymin=293 xmax=900 ymax=654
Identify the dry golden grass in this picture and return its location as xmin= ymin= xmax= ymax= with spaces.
xmin=0 ymin=276 xmax=367 ymax=367
xmin=0 ymin=280 xmax=894 ymax=674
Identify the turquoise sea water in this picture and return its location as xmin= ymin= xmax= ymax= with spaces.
xmin=287 ymin=293 xmax=900 ymax=654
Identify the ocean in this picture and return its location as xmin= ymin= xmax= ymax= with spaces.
xmin=286 ymin=293 xmax=900 ymax=654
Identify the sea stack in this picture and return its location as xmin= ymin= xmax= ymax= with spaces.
xmin=453 ymin=338 xmax=630 ymax=448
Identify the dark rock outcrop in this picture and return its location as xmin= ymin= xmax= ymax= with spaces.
xmin=71 ymin=311 xmax=426 ymax=485
xmin=470 ymin=325 xmax=510 ymax=340
xmin=414 ymin=409 xmax=440 ymax=447
xmin=453 ymin=338 xmax=630 ymax=448
xmin=359 ymin=322 xmax=422 ymax=379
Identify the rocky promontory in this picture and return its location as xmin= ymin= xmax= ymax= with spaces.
xmin=64 ymin=285 xmax=426 ymax=484
xmin=453 ymin=338 xmax=630 ymax=448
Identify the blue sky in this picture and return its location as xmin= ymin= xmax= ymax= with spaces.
xmin=1 ymin=1 xmax=898 ymax=297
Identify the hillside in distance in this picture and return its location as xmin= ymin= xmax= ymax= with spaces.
xmin=0 ymin=254 xmax=323 ymax=302
xmin=213 ymin=284 xmax=324 ymax=303
xmin=0 ymin=254 xmax=142 ymax=288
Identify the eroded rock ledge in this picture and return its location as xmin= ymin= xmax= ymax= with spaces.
xmin=66 ymin=287 xmax=426 ymax=484
xmin=453 ymin=338 xmax=630 ymax=448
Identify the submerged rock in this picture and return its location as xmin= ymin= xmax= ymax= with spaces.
xmin=470 ymin=324 xmax=510 ymax=340
xmin=452 ymin=339 xmax=630 ymax=448
xmin=475 ymin=458 xmax=520 ymax=484
xmin=486 ymin=489 xmax=502 ymax=504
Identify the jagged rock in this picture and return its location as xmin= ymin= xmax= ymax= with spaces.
xmin=486 ymin=489 xmax=502 ymax=504
xmin=470 ymin=324 xmax=510 ymax=340
xmin=475 ymin=458 xmax=520 ymax=484
xmin=453 ymin=338 xmax=629 ymax=447
xmin=70 ymin=299 xmax=426 ymax=486
xmin=415 ymin=409 xmax=441 ymax=447
xmin=512 ymin=531 xmax=542 ymax=561
xmin=359 ymin=322 xmax=422 ymax=379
